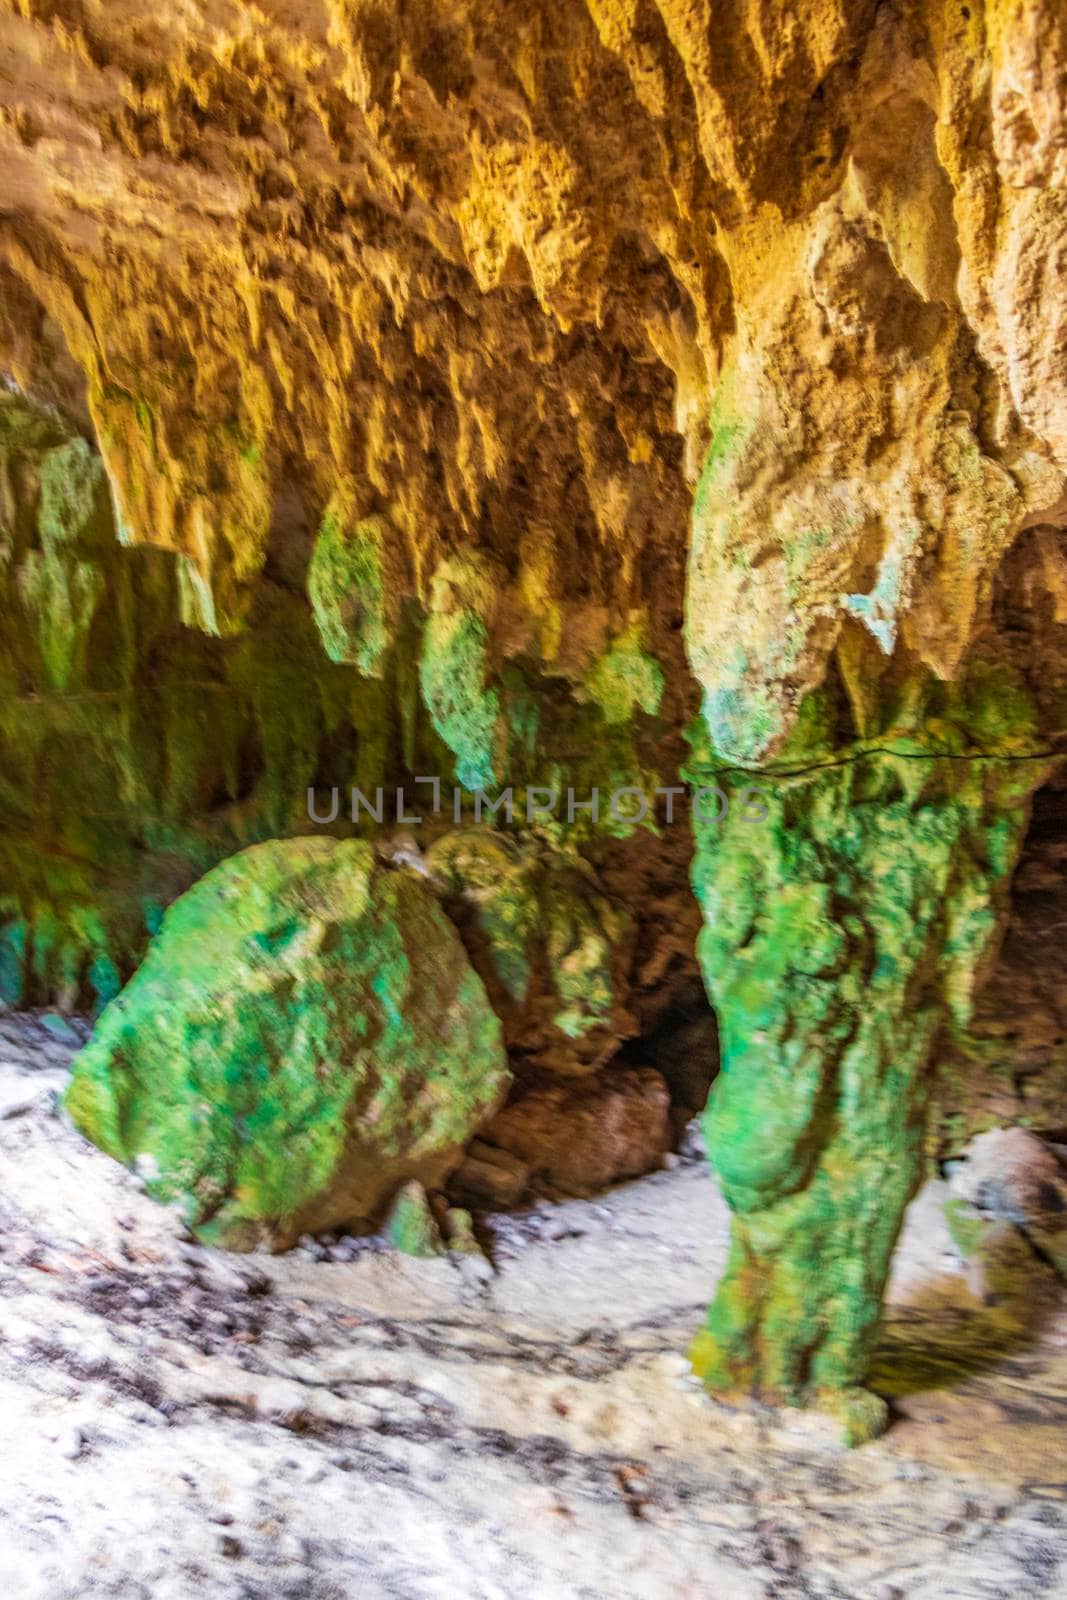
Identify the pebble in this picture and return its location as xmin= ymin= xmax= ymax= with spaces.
xmin=56 ymin=1427 xmax=84 ymax=1460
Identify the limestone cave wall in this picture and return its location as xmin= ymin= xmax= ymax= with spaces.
xmin=1 ymin=0 xmax=1067 ymax=1435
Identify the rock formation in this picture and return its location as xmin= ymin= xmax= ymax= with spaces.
xmin=1 ymin=0 xmax=1066 ymax=1438
xmin=66 ymin=837 xmax=510 ymax=1247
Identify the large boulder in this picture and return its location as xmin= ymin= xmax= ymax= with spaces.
xmin=65 ymin=838 xmax=509 ymax=1249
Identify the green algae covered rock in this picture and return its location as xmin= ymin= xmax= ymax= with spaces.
xmin=65 ymin=838 xmax=509 ymax=1249
xmin=386 ymin=1179 xmax=446 ymax=1258
xmin=419 ymin=554 xmax=503 ymax=791
xmin=685 ymin=662 xmax=1051 ymax=1444
xmin=307 ymin=493 xmax=397 ymax=677
xmin=425 ymin=828 xmax=633 ymax=1075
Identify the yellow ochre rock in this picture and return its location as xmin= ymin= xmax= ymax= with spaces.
xmin=0 ymin=0 xmax=1062 ymax=757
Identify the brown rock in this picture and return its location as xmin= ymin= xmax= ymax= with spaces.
xmin=964 ymin=1221 xmax=1040 ymax=1308
xmin=449 ymin=1147 xmax=533 ymax=1210
xmin=472 ymin=1068 xmax=672 ymax=1200
xmin=950 ymin=1128 xmax=1067 ymax=1281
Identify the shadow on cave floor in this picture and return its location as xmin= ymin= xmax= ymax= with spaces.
xmin=872 ymin=1270 xmax=1065 ymax=1400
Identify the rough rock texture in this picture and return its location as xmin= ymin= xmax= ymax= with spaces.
xmin=685 ymin=654 xmax=1057 ymax=1442
xmin=948 ymin=1126 xmax=1067 ymax=1280
xmin=0 ymin=0 xmax=1064 ymax=715
xmin=66 ymin=837 xmax=509 ymax=1248
xmin=426 ymin=827 xmax=637 ymax=1077
xmin=1 ymin=0 xmax=1067 ymax=1434
xmin=0 ymin=386 xmax=693 ymax=1075
xmin=451 ymin=1066 xmax=673 ymax=1204
xmin=0 ymin=390 xmax=386 ymax=1010
xmin=934 ymin=764 xmax=1067 ymax=1151
xmin=385 ymin=1178 xmax=447 ymax=1257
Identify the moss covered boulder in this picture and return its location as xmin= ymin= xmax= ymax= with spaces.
xmin=65 ymin=838 xmax=510 ymax=1249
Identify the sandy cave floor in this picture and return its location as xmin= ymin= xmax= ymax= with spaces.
xmin=0 ymin=1012 xmax=1066 ymax=1600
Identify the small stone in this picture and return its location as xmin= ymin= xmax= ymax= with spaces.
xmin=219 ymin=1535 xmax=242 ymax=1559
xmin=386 ymin=1181 xmax=445 ymax=1258
xmin=296 ymin=1234 xmax=329 ymax=1262
xmin=56 ymin=1427 xmax=84 ymax=1460
xmin=444 ymin=1207 xmax=484 ymax=1257
xmin=39 ymin=1012 xmax=82 ymax=1046
xmin=950 ymin=1128 xmax=1067 ymax=1281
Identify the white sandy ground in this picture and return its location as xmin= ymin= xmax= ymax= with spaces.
xmin=0 ymin=1013 xmax=1065 ymax=1600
